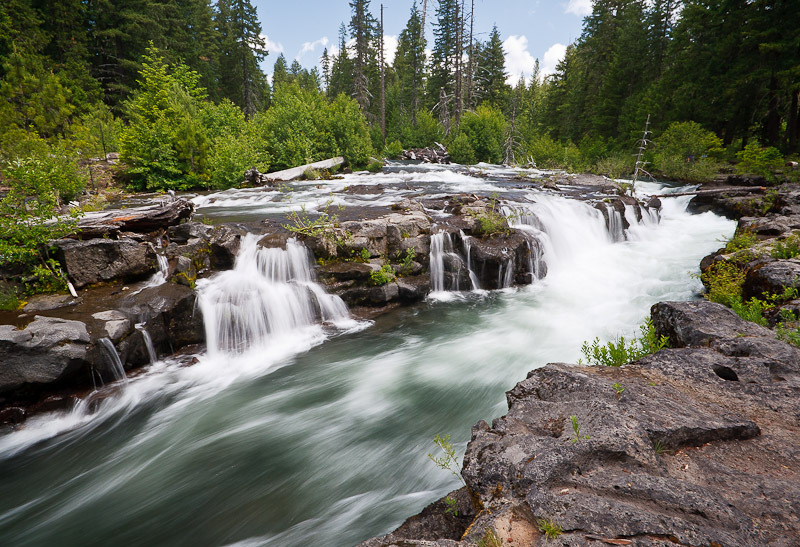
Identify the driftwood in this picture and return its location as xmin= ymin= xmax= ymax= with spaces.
xmin=252 ymin=157 xmax=345 ymax=185
xmin=652 ymin=186 xmax=766 ymax=198
xmin=75 ymin=198 xmax=194 ymax=238
xmin=402 ymin=145 xmax=450 ymax=164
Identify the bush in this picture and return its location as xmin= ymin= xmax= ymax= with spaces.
xmin=400 ymin=110 xmax=444 ymax=149
xmin=652 ymin=121 xmax=723 ymax=182
xmin=592 ymin=152 xmax=632 ymax=179
xmin=458 ymin=105 xmax=506 ymax=164
xmin=370 ymin=263 xmax=396 ymax=285
xmin=736 ymin=143 xmax=783 ymax=179
xmin=771 ymin=234 xmax=800 ymax=259
xmin=383 ymin=139 xmax=404 ymax=160
xmin=580 ymin=319 xmax=669 ymax=367
xmin=523 ymin=134 xmax=585 ymax=171
xmin=448 ymin=132 xmax=476 ymax=164
xmin=701 ymin=260 xmax=745 ymax=306
xmin=0 ymin=153 xmax=82 ymax=293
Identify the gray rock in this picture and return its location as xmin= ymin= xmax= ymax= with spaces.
xmin=55 ymin=238 xmax=158 ymax=289
xmin=91 ymin=310 xmax=131 ymax=342
xmin=0 ymin=316 xmax=91 ymax=394
xmin=651 ymin=300 xmax=772 ymax=347
xmin=743 ymin=258 xmax=800 ymax=299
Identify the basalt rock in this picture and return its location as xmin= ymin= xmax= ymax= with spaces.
xmin=362 ymin=300 xmax=800 ymax=546
xmin=0 ymin=316 xmax=91 ymax=395
xmin=55 ymin=237 xmax=159 ymax=289
xmin=743 ymin=258 xmax=800 ymax=300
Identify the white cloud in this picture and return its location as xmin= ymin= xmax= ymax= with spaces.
xmin=541 ymin=43 xmax=567 ymax=78
xmin=260 ymin=34 xmax=284 ymax=56
xmin=565 ymin=0 xmax=592 ymax=17
xmin=383 ymin=35 xmax=398 ymax=66
xmin=296 ymin=37 xmax=330 ymax=62
xmin=503 ymin=35 xmax=537 ymax=85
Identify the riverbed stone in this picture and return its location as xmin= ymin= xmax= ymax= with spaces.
xmin=91 ymin=310 xmax=131 ymax=342
xmin=54 ymin=237 xmax=159 ymax=289
xmin=743 ymin=258 xmax=800 ymax=299
xmin=0 ymin=316 xmax=91 ymax=394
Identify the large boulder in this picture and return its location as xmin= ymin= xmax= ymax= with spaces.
xmin=55 ymin=238 xmax=159 ymax=288
xmin=117 ymin=283 xmax=204 ymax=364
xmin=743 ymin=258 xmax=800 ymax=299
xmin=0 ymin=316 xmax=91 ymax=395
xmin=363 ymin=300 xmax=800 ymax=545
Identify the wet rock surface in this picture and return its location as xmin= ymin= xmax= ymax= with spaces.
xmin=362 ymin=300 xmax=800 ymax=546
xmin=55 ymin=237 xmax=159 ymax=289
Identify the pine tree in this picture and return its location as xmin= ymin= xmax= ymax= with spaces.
xmin=329 ymin=23 xmax=353 ymax=98
xmin=475 ymin=25 xmax=510 ymax=112
xmin=393 ymin=1 xmax=426 ymax=121
xmin=428 ymin=0 xmax=461 ymax=112
xmin=214 ymin=0 xmax=268 ymax=118
xmin=273 ymin=53 xmax=290 ymax=89
xmin=349 ymin=0 xmax=379 ymax=116
xmin=321 ymin=47 xmax=331 ymax=91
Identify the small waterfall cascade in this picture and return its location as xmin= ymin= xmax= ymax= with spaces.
xmin=430 ymin=232 xmax=463 ymax=292
xmin=459 ymin=230 xmax=481 ymax=290
xmin=135 ymin=324 xmax=158 ymax=364
xmin=197 ymin=234 xmax=351 ymax=355
xmin=606 ymin=204 xmax=626 ymax=242
xmin=97 ymin=338 xmax=128 ymax=385
xmin=139 ymin=242 xmax=170 ymax=290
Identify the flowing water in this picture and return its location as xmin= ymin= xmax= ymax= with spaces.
xmin=0 ymin=166 xmax=734 ymax=546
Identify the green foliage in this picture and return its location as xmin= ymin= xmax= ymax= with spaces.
xmin=736 ymin=143 xmax=784 ymax=179
xmin=537 ymin=518 xmax=563 ymax=540
xmin=360 ymin=247 xmax=372 ymax=262
xmin=283 ymin=201 xmax=351 ymax=248
xmin=653 ymin=440 xmax=669 ymax=456
xmin=580 ymin=319 xmax=669 ymax=367
xmin=468 ymin=196 xmax=511 ymax=238
xmin=68 ymin=103 xmax=124 ymax=158
xmin=523 ymin=134 xmax=586 ymax=172
xmin=569 ymin=415 xmax=590 ymax=443
xmin=612 ymin=382 xmax=625 ymax=399
xmin=366 ymin=160 xmax=384 ymax=173
xmin=448 ymin=132 xmax=476 ymax=165
xmin=0 ymin=149 xmax=83 ymax=294
xmin=427 ymin=434 xmax=466 ymax=486
xmin=728 ymin=296 xmax=769 ymax=327
xmin=652 ymin=121 xmax=723 ymax=182
xmin=384 ymin=140 xmax=404 ymax=160
xmin=725 ymin=229 xmax=757 ymax=253
xmin=476 ymin=529 xmax=502 ymax=547
xmin=592 ymin=152 xmax=631 ymax=179
xmin=457 ymin=105 xmax=506 ymax=164
xmin=370 ymin=263 xmax=396 ymax=286
xmin=702 ymin=261 xmax=745 ymax=307
xmin=771 ymin=234 xmax=800 ymax=259
xmin=398 ymin=249 xmax=416 ymax=276
xmin=120 ymin=47 xmax=211 ymax=191
xmin=444 ymin=495 xmax=459 ymax=516
xmin=400 ymin=110 xmax=444 ymax=149
xmin=0 ymin=285 xmax=22 ymax=312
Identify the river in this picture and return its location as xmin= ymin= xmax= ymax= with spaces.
xmin=0 ymin=165 xmax=734 ymax=546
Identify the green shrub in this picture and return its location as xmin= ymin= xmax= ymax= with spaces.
xmin=652 ymin=121 xmax=723 ymax=182
xmin=523 ymin=134 xmax=586 ymax=171
xmin=701 ymin=261 xmax=745 ymax=306
xmin=400 ymin=109 xmax=444 ymax=149
xmin=458 ymin=105 xmax=506 ymax=164
xmin=537 ymin=518 xmax=563 ymax=540
xmin=725 ymin=229 xmax=757 ymax=253
xmin=0 ymin=285 xmax=22 ymax=311
xmin=384 ymin=139 xmax=404 ymax=159
xmin=728 ymin=296 xmax=769 ymax=326
xmin=366 ymin=160 xmax=384 ymax=173
xmin=370 ymin=263 xmax=396 ymax=285
xmin=580 ymin=319 xmax=669 ymax=367
xmin=771 ymin=234 xmax=800 ymax=259
xmin=736 ymin=143 xmax=783 ymax=179
xmin=592 ymin=152 xmax=632 ymax=179
xmin=448 ymin=132 xmax=476 ymax=165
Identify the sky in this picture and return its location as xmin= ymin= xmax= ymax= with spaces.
xmin=251 ymin=0 xmax=592 ymax=85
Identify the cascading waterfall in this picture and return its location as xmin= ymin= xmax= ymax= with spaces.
xmin=197 ymin=234 xmax=351 ymax=355
xmin=430 ymin=232 xmax=459 ymax=292
xmin=459 ymin=230 xmax=481 ymax=290
xmin=606 ymin=204 xmax=626 ymax=242
xmin=135 ymin=324 xmax=158 ymax=364
xmin=97 ymin=338 xmax=128 ymax=385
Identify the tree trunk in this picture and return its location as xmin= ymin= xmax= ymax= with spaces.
xmin=789 ymin=88 xmax=799 ymax=154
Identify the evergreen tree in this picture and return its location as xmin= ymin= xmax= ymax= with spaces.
xmin=428 ymin=0 xmax=461 ymax=111
xmin=214 ymin=0 xmax=268 ymax=118
xmin=475 ymin=26 xmax=510 ymax=112
xmin=393 ymin=1 xmax=426 ymax=121
xmin=348 ymin=0 xmax=379 ymax=116
xmin=329 ymin=23 xmax=353 ymax=98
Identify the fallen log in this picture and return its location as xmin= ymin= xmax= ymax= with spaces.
xmin=259 ymin=157 xmax=345 ymax=184
xmin=75 ymin=198 xmax=194 ymax=238
xmin=652 ymin=186 xmax=766 ymax=198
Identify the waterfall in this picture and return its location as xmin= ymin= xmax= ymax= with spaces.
xmin=197 ymin=234 xmax=351 ymax=355
xmin=606 ymin=204 xmax=625 ymax=242
xmin=430 ymin=232 xmax=458 ymax=292
xmin=97 ymin=338 xmax=128 ymax=385
xmin=498 ymin=257 xmax=515 ymax=289
xmin=135 ymin=324 xmax=158 ymax=364
xmin=459 ymin=231 xmax=481 ymax=290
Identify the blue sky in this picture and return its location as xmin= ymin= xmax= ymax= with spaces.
xmin=251 ymin=0 xmax=592 ymax=84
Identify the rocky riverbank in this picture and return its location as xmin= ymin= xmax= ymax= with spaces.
xmin=356 ymin=177 xmax=800 ymax=546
